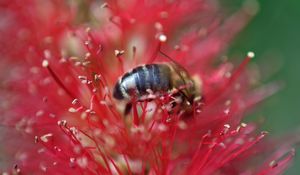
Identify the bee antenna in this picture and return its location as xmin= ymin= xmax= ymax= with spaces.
xmin=158 ymin=49 xmax=190 ymax=73
xmin=158 ymin=50 xmax=192 ymax=92
xmin=158 ymin=50 xmax=180 ymax=66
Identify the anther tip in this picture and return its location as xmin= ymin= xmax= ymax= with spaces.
xmin=42 ymin=60 xmax=49 ymax=67
xmin=247 ymin=51 xmax=255 ymax=58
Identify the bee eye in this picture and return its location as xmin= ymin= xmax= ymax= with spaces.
xmin=113 ymin=83 xmax=124 ymax=100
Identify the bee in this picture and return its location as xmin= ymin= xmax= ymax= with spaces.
xmin=113 ymin=62 xmax=201 ymax=114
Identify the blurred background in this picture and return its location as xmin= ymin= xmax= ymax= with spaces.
xmin=0 ymin=0 xmax=298 ymax=174
xmin=226 ymin=0 xmax=300 ymax=174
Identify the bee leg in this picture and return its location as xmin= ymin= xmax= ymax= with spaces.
xmin=177 ymin=90 xmax=192 ymax=105
xmin=124 ymin=88 xmax=138 ymax=115
xmin=124 ymin=102 xmax=132 ymax=116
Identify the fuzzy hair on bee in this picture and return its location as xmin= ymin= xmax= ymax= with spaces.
xmin=113 ymin=62 xmax=202 ymax=115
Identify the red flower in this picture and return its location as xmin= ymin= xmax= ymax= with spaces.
xmin=0 ymin=0 xmax=295 ymax=174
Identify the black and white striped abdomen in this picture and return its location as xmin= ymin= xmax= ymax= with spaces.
xmin=113 ymin=64 xmax=171 ymax=100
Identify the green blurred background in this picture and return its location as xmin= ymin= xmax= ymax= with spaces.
xmin=226 ymin=0 xmax=300 ymax=174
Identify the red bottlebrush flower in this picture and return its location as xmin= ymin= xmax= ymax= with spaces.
xmin=0 ymin=0 xmax=295 ymax=175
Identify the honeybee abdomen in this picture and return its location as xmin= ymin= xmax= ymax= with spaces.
xmin=113 ymin=64 xmax=171 ymax=100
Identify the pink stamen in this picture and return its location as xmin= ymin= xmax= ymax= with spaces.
xmin=46 ymin=64 xmax=76 ymax=99
xmin=132 ymin=101 xmax=140 ymax=126
xmin=207 ymin=52 xmax=254 ymax=104
xmin=123 ymin=154 xmax=132 ymax=175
